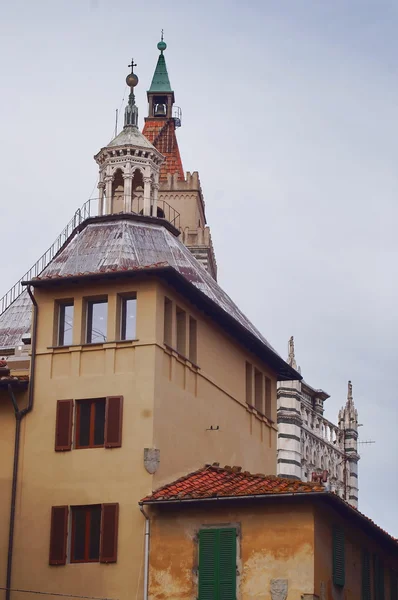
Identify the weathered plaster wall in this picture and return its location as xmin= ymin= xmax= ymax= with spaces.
xmin=314 ymin=502 xmax=398 ymax=600
xmin=147 ymin=500 xmax=315 ymax=600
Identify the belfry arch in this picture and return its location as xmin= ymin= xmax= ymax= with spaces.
xmin=112 ymin=169 xmax=125 ymax=214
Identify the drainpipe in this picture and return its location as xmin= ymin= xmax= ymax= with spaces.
xmin=139 ymin=505 xmax=150 ymax=600
xmin=6 ymin=286 xmax=38 ymax=600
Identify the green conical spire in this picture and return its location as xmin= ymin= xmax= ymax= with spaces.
xmin=149 ymin=34 xmax=173 ymax=93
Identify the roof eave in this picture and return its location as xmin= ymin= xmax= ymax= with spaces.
xmin=22 ymin=259 xmax=299 ymax=381
xmin=140 ymin=490 xmax=327 ymax=505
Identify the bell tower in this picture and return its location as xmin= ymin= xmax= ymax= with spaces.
xmin=143 ymin=35 xmax=218 ymax=280
xmin=95 ymin=59 xmax=164 ymax=218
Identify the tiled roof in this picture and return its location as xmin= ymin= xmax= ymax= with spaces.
xmin=31 ymin=218 xmax=274 ymax=350
xmin=140 ymin=464 xmax=325 ymax=503
xmin=0 ymin=359 xmax=29 ymax=387
xmin=141 ymin=464 xmax=398 ymax=548
xmin=22 ymin=216 xmax=298 ymax=380
xmin=142 ymin=120 xmax=184 ymax=181
xmin=0 ymin=289 xmax=32 ymax=351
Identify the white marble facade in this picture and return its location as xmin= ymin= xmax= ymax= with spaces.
xmin=277 ymin=337 xmax=360 ymax=508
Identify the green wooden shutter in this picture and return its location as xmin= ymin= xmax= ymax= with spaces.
xmin=391 ymin=570 xmax=398 ymax=600
xmin=374 ymin=554 xmax=379 ymax=600
xmin=199 ymin=530 xmax=217 ymax=600
xmin=219 ymin=529 xmax=236 ymax=600
xmin=362 ymin=549 xmax=371 ymax=600
xmin=198 ymin=528 xmax=236 ymax=600
xmin=333 ymin=525 xmax=345 ymax=587
xmin=374 ymin=555 xmax=385 ymax=600
xmin=379 ymin=559 xmax=385 ymax=600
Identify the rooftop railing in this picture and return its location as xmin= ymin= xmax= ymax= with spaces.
xmin=0 ymin=197 xmax=180 ymax=316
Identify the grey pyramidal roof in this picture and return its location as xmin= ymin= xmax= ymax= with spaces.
xmin=0 ymin=289 xmax=32 ymax=350
xmin=0 ymin=215 xmax=299 ymax=378
xmin=107 ymin=125 xmax=156 ymax=150
xmin=35 ymin=217 xmax=278 ymax=354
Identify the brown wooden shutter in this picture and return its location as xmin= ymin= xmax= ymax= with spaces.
xmin=55 ymin=400 xmax=73 ymax=451
xmin=49 ymin=506 xmax=68 ymax=565
xmin=100 ymin=503 xmax=119 ymax=563
xmin=105 ymin=396 xmax=123 ymax=448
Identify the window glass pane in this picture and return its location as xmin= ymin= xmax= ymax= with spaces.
xmin=87 ymin=301 xmax=107 ymax=343
xmin=121 ymin=298 xmax=137 ymax=340
xmin=89 ymin=506 xmax=101 ymax=560
xmin=78 ymin=402 xmax=91 ymax=447
xmin=72 ymin=508 xmax=86 ymax=561
xmin=58 ymin=304 xmax=74 ymax=346
xmin=94 ymin=400 xmax=106 ymax=446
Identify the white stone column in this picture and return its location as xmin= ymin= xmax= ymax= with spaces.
xmin=152 ymin=182 xmax=159 ymax=217
xmin=104 ymin=175 xmax=113 ymax=215
xmin=123 ymin=174 xmax=133 ymax=212
xmin=98 ymin=181 xmax=105 ymax=216
xmin=143 ymin=177 xmax=151 ymax=216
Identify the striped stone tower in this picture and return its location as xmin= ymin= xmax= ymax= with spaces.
xmin=276 ymin=337 xmax=303 ymax=480
xmin=338 ymin=381 xmax=360 ymax=508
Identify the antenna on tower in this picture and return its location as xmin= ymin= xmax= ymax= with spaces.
xmin=114 ymin=108 xmax=118 ymax=138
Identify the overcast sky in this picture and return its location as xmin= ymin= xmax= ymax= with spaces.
xmin=1 ymin=0 xmax=397 ymax=535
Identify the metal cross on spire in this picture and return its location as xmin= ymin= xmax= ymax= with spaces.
xmin=161 ymin=29 xmax=164 ymax=41
xmin=128 ymin=58 xmax=137 ymax=72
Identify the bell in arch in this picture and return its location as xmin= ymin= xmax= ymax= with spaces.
xmin=154 ymin=103 xmax=167 ymax=117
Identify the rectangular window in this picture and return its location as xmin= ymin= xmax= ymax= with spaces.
xmin=71 ymin=505 xmax=101 ymax=563
xmin=176 ymin=306 xmax=186 ymax=355
xmin=198 ymin=528 xmax=236 ymax=600
xmin=75 ymin=399 xmax=106 ymax=449
xmin=66 ymin=503 xmax=119 ymax=564
xmin=245 ymin=362 xmax=252 ymax=405
xmin=189 ymin=317 xmax=197 ymax=363
xmin=74 ymin=397 xmax=123 ymax=450
xmin=265 ymin=377 xmax=272 ymax=419
xmin=120 ymin=296 xmax=137 ymax=340
xmin=164 ymin=297 xmax=172 ymax=346
xmin=332 ymin=525 xmax=345 ymax=587
xmin=86 ymin=299 xmax=107 ymax=343
xmin=254 ymin=369 xmax=263 ymax=413
xmin=362 ymin=549 xmax=371 ymax=600
xmin=58 ymin=302 xmax=74 ymax=346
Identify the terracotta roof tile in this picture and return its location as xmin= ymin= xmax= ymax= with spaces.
xmin=142 ymin=120 xmax=184 ymax=181
xmin=141 ymin=464 xmax=398 ymax=548
xmin=140 ymin=464 xmax=325 ymax=503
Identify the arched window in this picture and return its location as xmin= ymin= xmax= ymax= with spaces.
xmin=131 ymin=169 xmax=144 ymax=213
xmin=112 ymin=169 xmax=124 ymax=213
